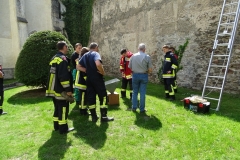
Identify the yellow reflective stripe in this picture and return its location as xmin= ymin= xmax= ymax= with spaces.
xmin=130 ymin=90 xmax=133 ymax=93
xmin=80 ymin=92 xmax=87 ymax=109
xmin=50 ymin=57 xmax=63 ymax=65
xmin=75 ymin=84 xmax=87 ymax=90
xmin=75 ymin=71 xmax=80 ymax=83
xmin=89 ymin=105 xmax=96 ymax=109
xmin=165 ymin=58 xmax=171 ymax=62
xmin=126 ymin=75 xmax=132 ymax=79
xmin=54 ymin=92 xmax=66 ymax=100
xmin=172 ymin=64 xmax=178 ymax=69
xmin=84 ymin=76 xmax=87 ymax=80
xmin=169 ymin=85 xmax=175 ymax=95
xmin=53 ymin=117 xmax=58 ymax=122
xmin=121 ymin=89 xmax=126 ymax=91
xmin=120 ymin=66 xmax=124 ymax=69
xmin=62 ymin=107 xmax=66 ymax=122
xmin=0 ymin=106 xmax=2 ymax=109
xmin=61 ymin=81 xmax=69 ymax=85
xmin=165 ymin=91 xmax=169 ymax=93
xmin=163 ymin=74 xmax=175 ymax=78
xmin=100 ymin=105 xmax=107 ymax=109
xmin=61 ymin=81 xmax=70 ymax=88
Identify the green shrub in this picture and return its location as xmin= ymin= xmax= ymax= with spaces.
xmin=15 ymin=31 xmax=74 ymax=87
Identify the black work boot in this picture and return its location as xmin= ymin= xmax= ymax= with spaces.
xmin=89 ymin=108 xmax=99 ymax=122
xmin=169 ymin=95 xmax=176 ymax=101
xmin=165 ymin=93 xmax=170 ymax=99
xmin=53 ymin=121 xmax=59 ymax=131
xmin=59 ymin=124 xmax=74 ymax=134
xmin=100 ymin=108 xmax=114 ymax=122
xmin=130 ymin=93 xmax=133 ymax=100
xmin=80 ymin=109 xmax=90 ymax=116
xmin=121 ymin=91 xmax=126 ymax=98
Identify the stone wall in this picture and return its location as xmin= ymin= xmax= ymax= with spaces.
xmin=90 ymin=0 xmax=240 ymax=93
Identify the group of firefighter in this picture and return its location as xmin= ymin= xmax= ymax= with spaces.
xmin=119 ymin=44 xmax=178 ymax=101
xmin=45 ymin=41 xmax=178 ymax=134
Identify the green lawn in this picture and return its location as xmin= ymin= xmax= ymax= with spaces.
xmin=0 ymin=80 xmax=240 ymax=159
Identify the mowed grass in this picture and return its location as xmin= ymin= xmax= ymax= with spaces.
xmin=0 ymin=80 xmax=240 ymax=159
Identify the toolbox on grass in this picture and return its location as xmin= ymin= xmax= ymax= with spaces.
xmin=183 ymin=96 xmax=210 ymax=113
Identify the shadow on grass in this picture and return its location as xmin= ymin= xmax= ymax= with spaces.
xmin=7 ymin=88 xmax=51 ymax=105
xmin=38 ymin=131 xmax=71 ymax=160
xmin=68 ymin=105 xmax=108 ymax=150
xmin=134 ymin=112 xmax=162 ymax=130
xmin=122 ymin=97 xmax=132 ymax=109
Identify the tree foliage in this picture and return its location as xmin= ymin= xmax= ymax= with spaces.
xmin=61 ymin=0 xmax=94 ymax=46
xmin=15 ymin=31 xmax=74 ymax=87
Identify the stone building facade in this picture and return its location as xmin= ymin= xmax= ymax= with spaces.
xmin=0 ymin=0 xmax=65 ymax=79
xmin=90 ymin=0 xmax=240 ymax=93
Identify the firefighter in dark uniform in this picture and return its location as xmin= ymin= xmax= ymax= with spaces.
xmin=78 ymin=42 xmax=114 ymax=122
xmin=119 ymin=49 xmax=133 ymax=99
xmin=75 ymin=47 xmax=89 ymax=115
xmin=169 ymin=45 xmax=178 ymax=93
xmin=162 ymin=44 xmax=178 ymax=101
xmin=71 ymin=43 xmax=82 ymax=107
xmin=0 ymin=64 xmax=7 ymax=115
xmin=46 ymin=41 xmax=74 ymax=134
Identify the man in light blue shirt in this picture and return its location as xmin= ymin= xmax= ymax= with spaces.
xmin=128 ymin=43 xmax=152 ymax=112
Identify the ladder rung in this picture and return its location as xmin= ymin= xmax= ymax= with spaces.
xmin=208 ymin=76 xmax=224 ymax=79
xmin=217 ymin=43 xmax=229 ymax=46
xmin=213 ymin=55 xmax=230 ymax=57
xmin=210 ymin=65 xmax=227 ymax=68
xmin=225 ymin=2 xmax=239 ymax=7
xmin=218 ymin=33 xmax=232 ymax=36
xmin=223 ymin=12 xmax=237 ymax=16
xmin=205 ymin=86 xmax=222 ymax=90
xmin=204 ymin=97 xmax=219 ymax=101
xmin=220 ymin=22 xmax=234 ymax=26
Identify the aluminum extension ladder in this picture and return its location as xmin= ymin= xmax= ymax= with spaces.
xmin=202 ymin=0 xmax=240 ymax=111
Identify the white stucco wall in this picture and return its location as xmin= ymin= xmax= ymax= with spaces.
xmin=0 ymin=0 xmax=20 ymax=77
xmin=25 ymin=0 xmax=53 ymax=34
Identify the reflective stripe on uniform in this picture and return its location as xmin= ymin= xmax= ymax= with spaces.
xmin=54 ymin=92 xmax=66 ymax=100
xmin=169 ymin=85 xmax=175 ymax=96
xmin=89 ymin=105 xmax=96 ymax=109
xmin=53 ymin=117 xmax=58 ymax=122
xmin=50 ymin=57 xmax=63 ymax=65
xmin=120 ymin=66 xmax=124 ymax=69
xmin=121 ymin=89 xmax=126 ymax=91
xmin=75 ymin=84 xmax=87 ymax=90
xmin=162 ymin=74 xmax=175 ymax=78
xmin=80 ymin=92 xmax=87 ymax=109
xmin=165 ymin=58 xmax=171 ymax=62
xmin=126 ymin=75 xmax=132 ymax=79
xmin=59 ymin=107 xmax=67 ymax=125
xmin=171 ymin=64 xmax=178 ymax=69
xmin=61 ymin=81 xmax=70 ymax=88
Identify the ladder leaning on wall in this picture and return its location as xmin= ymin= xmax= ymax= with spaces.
xmin=202 ymin=0 xmax=240 ymax=111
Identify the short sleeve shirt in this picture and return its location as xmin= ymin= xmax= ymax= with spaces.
xmin=79 ymin=51 xmax=101 ymax=77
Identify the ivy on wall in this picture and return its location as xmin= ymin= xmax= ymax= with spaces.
xmin=61 ymin=0 xmax=94 ymax=46
xmin=158 ymin=39 xmax=189 ymax=83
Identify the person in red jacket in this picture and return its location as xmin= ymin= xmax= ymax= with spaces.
xmin=120 ymin=49 xmax=133 ymax=99
xmin=169 ymin=45 xmax=178 ymax=93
